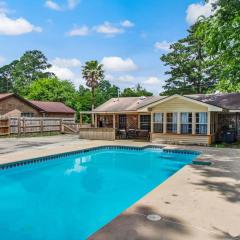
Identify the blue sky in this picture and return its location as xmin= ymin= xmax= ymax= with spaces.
xmin=0 ymin=0 xmax=213 ymax=94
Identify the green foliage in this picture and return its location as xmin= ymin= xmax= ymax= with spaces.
xmin=27 ymin=78 xmax=81 ymax=112
xmin=0 ymin=60 xmax=18 ymax=93
xmin=82 ymin=60 xmax=104 ymax=108
xmin=160 ymin=0 xmax=240 ymax=94
xmin=161 ymin=22 xmax=217 ymax=95
xmin=121 ymin=83 xmax=153 ymax=97
xmin=196 ymin=0 xmax=240 ymax=92
xmin=0 ymin=50 xmax=54 ymax=95
xmin=13 ymin=50 xmax=54 ymax=96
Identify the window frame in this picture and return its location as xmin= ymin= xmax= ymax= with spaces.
xmin=166 ymin=112 xmax=178 ymax=133
xmin=180 ymin=112 xmax=192 ymax=134
xmin=196 ymin=112 xmax=208 ymax=135
xmin=153 ymin=113 xmax=163 ymax=133
xmin=140 ymin=115 xmax=151 ymax=131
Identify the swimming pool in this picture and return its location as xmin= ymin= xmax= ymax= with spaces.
xmin=0 ymin=146 xmax=199 ymax=240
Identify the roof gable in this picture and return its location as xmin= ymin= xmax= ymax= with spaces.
xmin=138 ymin=94 xmax=223 ymax=111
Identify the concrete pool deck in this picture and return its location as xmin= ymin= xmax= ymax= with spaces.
xmin=0 ymin=136 xmax=239 ymax=240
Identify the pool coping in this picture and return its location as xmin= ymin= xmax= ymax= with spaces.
xmin=0 ymin=144 xmax=202 ymax=170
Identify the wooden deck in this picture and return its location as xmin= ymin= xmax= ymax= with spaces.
xmin=79 ymin=128 xmax=115 ymax=141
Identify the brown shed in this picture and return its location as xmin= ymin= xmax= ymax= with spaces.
xmin=0 ymin=93 xmax=75 ymax=119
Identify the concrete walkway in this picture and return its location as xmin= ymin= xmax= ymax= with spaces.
xmin=0 ymin=136 xmax=239 ymax=240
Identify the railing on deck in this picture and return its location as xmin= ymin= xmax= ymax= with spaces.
xmin=79 ymin=127 xmax=115 ymax=141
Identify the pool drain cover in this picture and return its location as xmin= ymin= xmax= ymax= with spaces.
xmin=146 ymin=214 xmax=162 ymax=221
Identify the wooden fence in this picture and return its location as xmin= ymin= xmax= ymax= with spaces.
xmin=0 ymin=117 xmax=79 ymax=136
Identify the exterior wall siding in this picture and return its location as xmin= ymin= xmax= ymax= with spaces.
xmin=151 ymin=97 xmax=208 ymax=112
xmin=151 ymin=133 xmax=210 ymax=145
xmin=0 ymin=96 xmax=40 ymax=117
xmin=0 ymin=96 xmax=75 ymax=119
xmin=150 ymin=97 xmax=211 ymax=145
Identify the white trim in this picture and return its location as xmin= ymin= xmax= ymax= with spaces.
xmin=137 ymin=94 xmax=223 ymax=112
xmin=229 ymin=110 xmax=240 ymax=112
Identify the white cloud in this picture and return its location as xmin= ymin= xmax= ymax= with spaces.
xmin=50 ymin=65 xmax=75 ymax=80
xmin=186 ymin=0 xmax=215 ymax=25
xmin=45 ymin=0 xmax=62 ymax=11
xmin=45 ymin=0 xmax=79 ymax=11
xmin=51 ymin=57 xmax=81 ymax=68
xmin=101 ymin=57 xmax=138 ymax=72
xmin=95 ymin=22 xmax=124 ymax=36
xmin=144 ymin=76 xmax=162 ymax=85
xmin=0 ymin=56 xmax=5 ymax=65
xmin=67 ymin=0 xmax=79 ymax=9
xmin=154 ymin=41 xmax=171 ymax=51
xmin=117 ymin=75 xmax=135 ymax=83
xmin=0 ymin=13 xmax=42 ymax=36
xmin=67 ymin=26 xmax=90 ymax=36
xmin=121 ymin=20 xmax=135 ymax=28
xmin=106 ymin=73 xmax=135 ymax=83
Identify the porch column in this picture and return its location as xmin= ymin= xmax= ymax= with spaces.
xmin=113 ymin=114 xmax=116 ymax=129
xmin=150 ymin=112 xmax=154 ymax=133
xmin=138 ymin=114 xmax=140 ymax=129
xmin=94 ymin=114 xmax=98 ymax=128
xmin=163 ymin=112 xmax=167 ymax=134
xmin=207 ymin=111 xmax=211 ymax=135
xmin=80 ymin=113 xmax=83 ymax=127
xmin=91 ymin=113 xmax=94 ymax=126
xmin=177 ymin=112 xmax=181 ymax=134
xmin=192 ymin=112 xmax=196 ymax=135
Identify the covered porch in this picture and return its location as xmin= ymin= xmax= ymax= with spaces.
xmin=79 ymin=111 xmax=151 ymax=141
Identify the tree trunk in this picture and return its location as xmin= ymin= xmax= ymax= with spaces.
xmin=92 ymin=87 xmax=95 ymax=110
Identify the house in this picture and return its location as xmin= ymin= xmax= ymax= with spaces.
xmin=79 ymin=93 xmax=240 ymax=145
xmin=0 ymin=93 xmax=76 ymax=119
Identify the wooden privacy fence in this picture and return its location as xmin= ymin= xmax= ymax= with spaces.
xmin=0 ymin=117 xmax=79 ymax=136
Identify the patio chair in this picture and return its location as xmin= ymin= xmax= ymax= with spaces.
xmin=118 ymin=129 xmax=127 ymax=139
xmin=127 ymin=129 xmax=137 ymax=139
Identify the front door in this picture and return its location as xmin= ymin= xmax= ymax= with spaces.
xmin=119 ymin=114 xmax=127 ymax=129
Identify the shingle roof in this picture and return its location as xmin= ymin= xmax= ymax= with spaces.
xmin=29 ymin=100 xmax=76 ymax=113
xmin=0 ymin=93 xmax=14 ymax=100
xmin=185 ymin=93 xmax=240 ymax=110
xmin=93 ymin=96 xmax=165 ymax=112
xmin=93 ymin=93 xmax=240 ymax=112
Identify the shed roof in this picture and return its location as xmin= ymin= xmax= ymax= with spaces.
xmin=0 ymin=93 xmax=14 ymax=100
xmin=29 ymin=100 xmax=76 ymax=113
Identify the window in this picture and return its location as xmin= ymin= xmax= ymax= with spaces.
xmin=153 ymin=113 xmax=163 ymax=133
xmin=140 ymin=115 xmax=151 ymax=131
xmin=181 ymin=112 xmax=192 ymax=134
xmin=167 ymin=113 xmax=177 ymax=133
xmin=21 ymin=112 xmax=34 ymax=117
xmin=196 ymin=112 xmax=208 ymax=135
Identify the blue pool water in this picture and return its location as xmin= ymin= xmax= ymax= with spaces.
xmin=0 ymin=147 xmax=198 ymax=240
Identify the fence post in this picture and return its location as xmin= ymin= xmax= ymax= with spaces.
xmin=23 ymin=118 xmax=26 ymax=135
xmin=17 ymin=118 xmax=21 ymax=136
xmin=40 ymin=118 xmax=44 ymax=134
xmin=60 ymin=119 xmax=64 ymax=133
xmin=7 ymin=117 xmax=10 ymax=135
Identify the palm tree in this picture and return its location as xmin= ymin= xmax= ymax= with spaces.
xmin=82 ymin=60 xmax=104 ymax=110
